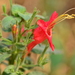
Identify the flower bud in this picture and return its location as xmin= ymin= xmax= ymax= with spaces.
xmin=12 ymin=25 xmax=18 ymax=38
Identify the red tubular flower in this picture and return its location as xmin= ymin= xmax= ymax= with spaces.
xmin=27 ymin=11 xmax=58 ymax=52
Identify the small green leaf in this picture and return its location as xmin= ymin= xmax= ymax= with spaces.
xmin=2 ymin=5 xmax=7 ymax=14
xmin=14 ymin=17 xmax=22 ymax=23
xmin=2 ymin=16 xmax=21 ymax=32
xmin=26 ymin=32 xmax=32 ymax=37
xmin=36 ymin=15 xmax=45 ymax=19
xmin=2 ymin=38 xmax=13 ymax=45
xmin=18 ymin=12 xmax=32 ymax=20
xmin=32 ymin=44 xmax=63 ymax=54
xmin=23 ymin=37 xmax=33 ymax=45
xmin=18 ymin=12 xmax=45 ymax=21
xmin=27 ymin=10 xmax=37 ymax=27
xmin=2 ymin=16 xmax=15 ymax=32
xmin=2 ymin=28 xmax=11 ymax=32
xmin=0 ymin=44 xmax=10 ymax=53
xmin=27 ymin=71 xmax=46 ymax=75
xmin=0 ymin=30 xmax=2 ymax=38
xmin=29 ymin=25 xmax=38 ymax=29
xmin=25 ymin=57 xmax=33 ymax=64
xmin=2 ymin=65 xmax=15 ymax=75
xmin=32 ymin=44 xmax=48 ymax=54
xmin=11 ymin=4 xmax=26 ymax=16
xmin=0 ymin=53 xmax=11 ymax=63
xmin=38 ymin=57 xmax=49 ymax=67
xmin=2 ymin=65 xmax=23 ymax=75
xmin=0 ymin=44 xmax=5 ymax=53
xmin=15 ymin=42 xmax=25 ymax=50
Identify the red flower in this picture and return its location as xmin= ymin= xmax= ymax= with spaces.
xmin=27 ymin=11 xmax=58 ymax=52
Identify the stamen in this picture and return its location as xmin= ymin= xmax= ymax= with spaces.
xmin=47 ymin=8 xmax=75 ymax=33
xmin=50 ymin=14 xmax=74 ymax=26
xmin=63 ymin=8 xmax=75 ymax=14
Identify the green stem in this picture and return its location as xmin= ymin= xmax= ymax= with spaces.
xmin=18 ymin=23 xmax=22 ymax=42
xmin=27 ymin=10 xmax=37 ymax=28
xmin=40 ymin=46 xmax=48 ymax=57
xmin=9 ymin=0 xmax=12 ymax=15
xmin=23 ymin=64 xmax=39 ymax=68
xmin=15 ymin=54 xmax=21 ymax=71
xmin=9 ymin=44 xmax=16 ymax=64
xmin=0 ymin=21 xmax=2 ymax=38
xmin=21 ymin=30 xmax=26 ymax=36
xmin=19 ymin=30 xmax=26 ymax=40
xmin=38 ymin=46 xmax=48 ymax=64
xmin=10 ymin=0 xmax=12 ymax=9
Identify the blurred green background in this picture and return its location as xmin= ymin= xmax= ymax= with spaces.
xmin=43 ymin=0 xmax=75 ymax=75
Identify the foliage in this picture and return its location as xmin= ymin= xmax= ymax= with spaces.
xmin=27 ymin=71 xmax=47 ymax=75
xmin=0 ymin=0 xmax=48 ymax=75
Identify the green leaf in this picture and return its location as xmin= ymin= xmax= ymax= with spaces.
xmin=2 ymin=16 xmax=15 ymax=32
xmin=25 ymin=57 xmax=33 ymax=64
xmin=36 ymin=15 xmax=45 ymax=19
xmin=2 ymin=65 xmax=15 ymax=75
xmin=18 ymin=12 xmax=32 ymax=20
xmin=0 ymin=30 xmax=2 ymax=38
xmin=9 ymin=73 xmax=17 ymax=75
xmin=32 ymin=46 xmax=43 ymax=54
xmin=18 ymin=12 xmax=45 ymax=20
xmin=15 ymin=42 xmax=25 ymax=50
xmin=32 ymin=44 xmax=63 ymax=54
xmin=23 ymin=38 xmax=33 ymax=45
xmin=2 ymin=16 xmax=21 ymax=32
xmin=0 ymin=44 xmax=10 ymax=53
xmin=14 ymin=17 xmax=22 ymax=23
xmin=39 ymin=57 xmax=49 ymax=66
xmin=2 ymin=65 xmax=23 ymax=75
xmin=11 ymin=4 xmax=26 ymax=16
xmin=2 ymin=38 xmax=13 ymax=45
xmin=0 ymin=41 xmax=11 ymax=53
xmin=0 ymin=44 xmax=5 ymax=53
xmin=29 ymin=25 xmax=38 ymax=29
xmin=0 ymin=53 xmax=11 ymax=63
xmin=27 ymin=10 xmax=37 ymax=28
xmin=27 ymin=71 xmax=46 ymax=75
xmin=2 ymin=5 xmax=7 ymax=14
xmin=2 ymin=28 xmax=11 ymax=32
xmin=2 ymin=16 xmax=13 ymax=32
xmin=32 ymin=44 xmax=49 ymax=54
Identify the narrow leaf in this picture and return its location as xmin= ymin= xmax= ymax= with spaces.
xmin=0 ymin=53 xmax=11 ymax=63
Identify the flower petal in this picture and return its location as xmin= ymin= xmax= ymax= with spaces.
xmin=27 ymin=27 xmax=46 ymax=52
xmin=37 ymin=20 xmax=48 ymax=29
xmin=48 ymin=11 xmax=58 ymax=28
xmin=45 ymin=29 xmax=54 ymax=51
xmin=47 ymin=35 xmax=55 ymax=51
xmin=49 ymin=11 xmax=58 ymax=23
xmin=33 ymin=27 xmax=46 ymax=43
xmin=27 ymin=41 xmax=37 ymax=52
